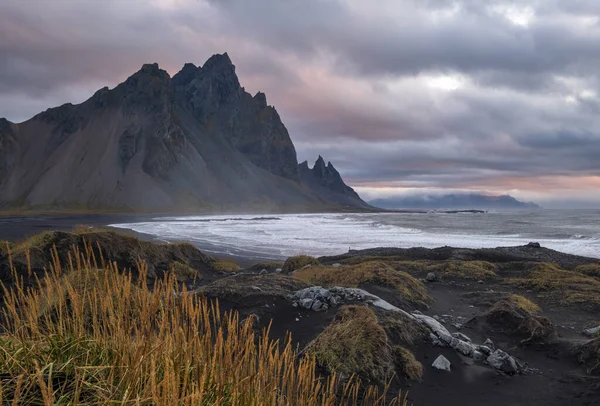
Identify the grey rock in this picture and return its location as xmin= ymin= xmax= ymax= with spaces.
xmin=332 ymin=263 xmax=342 ymax=268
xmin=478 ymin=345 xmax=492 ymax=355
xmin=275 ymin=268 xmax=283 ymax=273
xmin=477 ymin=280 xmax=485 ymax=284
xmin=250 ymin=286 xmax=262 ymax=291
xmin=426 ymin=272 xmax=438 ymax=282
xmin=473 ymin=350 xmax=484 ymax=361
xmin=483 ymin=338 xmax=495 ymax=350
xmin=452 ymin=323 xmax=463 ymax=330
xmin=454 ymin=340 xmax=476 ymax=356
xmin=432 ymin=355 xmax=451 ymax=371
xmin=582 ymin=325 xmax=600 ymax=337
xmin=311 ymin=300 xmax=324 ymax=311
xmin=487 ymin=349 xmax=519 ymax=374
xmin=299 ymin=298 xmax=313 ymax=310
xmin=452 ymin=332 xmax=472 ymax=342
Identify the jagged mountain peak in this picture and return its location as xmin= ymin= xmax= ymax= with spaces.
xmin=172 ymin=63 xmax=200 ymax=87
xmin=202 ymin=52 xmax=233 ymax=70
xmin=0 ymin=53 xmax=370 ymax=212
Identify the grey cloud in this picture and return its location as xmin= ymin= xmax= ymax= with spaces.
xmin=2 ymin=0 xmax=600 ymax=205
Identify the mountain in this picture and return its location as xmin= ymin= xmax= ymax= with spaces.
xmin=298 ymin=156 xmax=371 ymax=209
xmin=0 ymin=53 xmax=369 ymax=213
xmin=369 ymin=193 xmax=540 ymax=210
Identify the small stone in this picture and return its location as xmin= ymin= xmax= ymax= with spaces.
xmin=454 ymin=340 xmax=475 ymax=356
xmin=483 ymin=338 xmax=495 ymax=350
xmin=452 ymin=323 xmax=463 ymax=330
xmin=433 ymin=315 xmax=442 ymax=322
xmin=332 ymin=263 xmax=341 ymax=268
xmin=430 ymin=333 xmax=443 ymax=346
xmin=452 ymin=332 xmax=472 ymax=342
xmin=487 ymin=349 xmax=519 ymax=374
xmin=582 ymin=325 xmax=600 ymax=337
xmin=478 ymin=345 xmax=492 ymax=355
xmin=251 ymin=286 xmax=262 ymax=291
xmin=473 ymin=350 xmax=484 ymax=361
xmin=275 ymin=268 xmax=282 ymax=273
xmin=432 ymin=355 xmax=451 ymax=371
xmin=311 ymin=300 xmax=324 ymax=311
xmin=469 ymin=305 xmax=475 ymax=308
xmin=295 ymin=318 xmax=300 ymax=322
xmin=426 ymin=272 xmax=438 ymax=282
xmin=292 ymin=302 xmax=298 ymax=308
xmin=300 ymin=298 xmax=313 ymax=309
xmin=477 ymin=280 xmax=484 ymax=284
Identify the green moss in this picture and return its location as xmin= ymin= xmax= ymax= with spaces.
xmin=212 ymin=260 xmax=241 ymax=272
xmin=282 ymin=255 xmax=320 ymax=273
xmin=171 ymin=261 xmax=200 ymax=281
xmin=293 ymin=261 xmax=431 ymax=308
xmin=248 ymin=262 xmax=284 ymax=271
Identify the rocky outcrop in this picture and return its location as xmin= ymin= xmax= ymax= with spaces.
xmin=0 ymin=53 xmax=367 ymax=212
xmin=299 ymin=156 xmax=372 ymax=209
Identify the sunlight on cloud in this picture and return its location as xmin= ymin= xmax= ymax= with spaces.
xmin=425 ymin=75 xmax=463 ymax=91
xmin=490 ymin=4 xmax=535 ymax=27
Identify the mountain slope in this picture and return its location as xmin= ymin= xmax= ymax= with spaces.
xmin=299 ymin=156 xmax=372 ymax=209
xmin=370 ymin=193 xmax=540 ymax=210
xmin=0 ymin=54 xmax=369 ymax=213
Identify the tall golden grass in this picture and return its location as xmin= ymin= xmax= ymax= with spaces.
xmin=0 ymin=242 xmax=408 ymax=405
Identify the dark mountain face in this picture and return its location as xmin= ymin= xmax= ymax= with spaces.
xmin=0 ymin=53 xmax=366 ymax=213
xmin=298 ymin=156 xmax=371 ymax=209
xmin=370 ymin=193 xmax=540 ymax=210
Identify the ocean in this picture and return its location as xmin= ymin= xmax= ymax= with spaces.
xmin=110 ymin=209 xmax=600 ymax=261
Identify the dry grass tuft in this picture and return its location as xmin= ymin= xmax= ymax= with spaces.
xmin=424 ymin=261 xmax=497 ymax=280
xmin=282 ymin=255 xmax=320 ymax=273
xmin=333 ymin=258 xmax=497 ymax=280
xmin=510 ymin=262 xmax=600 ymax=311
xmin=573 ymin=337 xmax=600 ymax=375
xmin=392 ymin=347 xmax=423 ymax=382
xmin=306 ymin=305 xmax=395 ymax=385
xmin=483 ymin=294 xmax=553 ymax=343
xmin=0 ymin=244 xmax=406 ymax=405
xmin=294 ymin=261 xmax=431 ymax=308
xmin=507 ymin=294 xmax=541 ymax=314
xmin=574 ymin=263 xmax=600 ymax=279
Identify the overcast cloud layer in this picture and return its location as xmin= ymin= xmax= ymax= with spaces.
xmin=2 ymin=0 xmax=600 ymax=207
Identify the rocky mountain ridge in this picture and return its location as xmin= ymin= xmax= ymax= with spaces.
xmin=0 ymin=53 xmax=369 ymax=213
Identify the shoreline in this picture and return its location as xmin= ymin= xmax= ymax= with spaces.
xmin=2 ymin=212 xmax=600 ymax=267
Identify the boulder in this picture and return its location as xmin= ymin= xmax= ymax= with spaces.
xmin=432 ymin=355 xmax=451 ymax=371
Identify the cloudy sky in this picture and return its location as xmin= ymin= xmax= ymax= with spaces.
xmin=2 ymin=0 xmax=600 ymax=208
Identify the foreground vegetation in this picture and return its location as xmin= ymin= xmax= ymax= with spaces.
xmin=0 ymin=244 xmax=407 ymax=405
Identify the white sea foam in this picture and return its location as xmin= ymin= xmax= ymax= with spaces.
xmin=110 ymin=212 xmax=600 ymax=260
